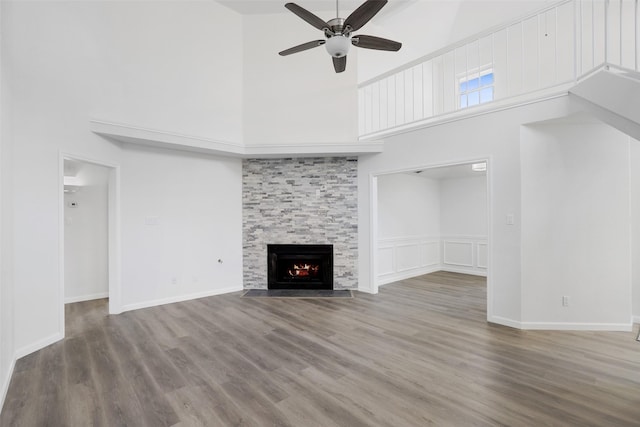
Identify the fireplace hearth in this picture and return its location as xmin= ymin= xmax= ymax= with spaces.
xmin=268 ymin=244 xmax=333 ymax=290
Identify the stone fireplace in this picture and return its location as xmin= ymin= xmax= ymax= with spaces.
xmin=242 ymin=157 xmax=357 ymax=290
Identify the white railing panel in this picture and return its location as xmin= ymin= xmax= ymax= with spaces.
xmin=557 ymin=2 xmax=576 ymax=82
xmin=620 ymin=0 xmax=636 ymax=69
xmin=358 ymin=0 xmax=639 ymax=138
xmin=404 ymin=68 xmax=414 ymax=123
xmin=507 ymin=23 xmax=525 ymax=96
xmin=412 ymin=64 xmax=424 ymax=121
xmin=379 ymin=78 xmax=388 ymax=131
xmin=593 ymin=0 xmax=608 ymax=66
xmin=387 ymin=75 xmax=396 ymax=128
xmin=363 ymin=84 xmax=372 ymax=135
xmin=395 ymin=73 xmax=405 ymax=126
xmin=523 ymin=16 xmax=540 ymax=93
xmin=493 ymin=29 xmax=508 ymax=100
xmin=371 ymin=80 xmax=380 ymax=133
xmin=608 ymin=0 xmax=622 ymax=64
xmin=443 ymin=51 xmax=456 ymax=113
xmin=422 ymin=61 xmax=434 ymax=118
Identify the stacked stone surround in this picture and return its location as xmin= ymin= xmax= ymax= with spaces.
xmin=243 ymin=157 xmax=358 ymax=290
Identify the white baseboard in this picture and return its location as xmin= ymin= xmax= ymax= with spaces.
xmin=65 ymin=292 xmax=109 ymax=304
xmin=356 ymin=285 xmax=377 ymax=294
xmin=0 ymin=356 xmax=16 ymax=414
xmin=520 ymin=322 xmax=633 ymax=332
xmin=487 ymin=317 xmax=632 ymax=332
xmin=15 ymin=332 xmax=64 ymax=360
xmin=439 ymin=266 xmax=487 ymax=277
xmin=378 ymin=265 xmax=441 ymax=286
xmin=121 ymin=285 xmax=243 ymax=313
xmin=488 ymin=315 xmax=522 ymax=329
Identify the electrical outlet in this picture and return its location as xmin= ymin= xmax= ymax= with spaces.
xmin=506 ymin=213 xmax=515 ymax=225
xmin=562 ymin=296 xmax=569 ymax=307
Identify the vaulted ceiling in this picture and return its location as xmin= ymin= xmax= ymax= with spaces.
xmin=217 ymin=0 xmax=551 ymax=81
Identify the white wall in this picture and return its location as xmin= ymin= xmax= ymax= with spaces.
xmin=0 ymin=0 xmax=15 ymax=408
xmin=359 ymin=95 xmax=578 ymax=325
xmin=378 ymin=173 xmax=440 ymax=238
xmin=3 ymin=0 xmax=245 ymax=357
xmin=88 ymin=1 xmax=244 ymax=142
xmin=64 ymin=162 xmax=110 ymax=303
xmin=377 ymin=173 xmax=441 ymax=284
xmin=521 ymin=121 xmax=632 ymax=329
xmin=120 ymin=145 xmax=243 ymax=311
xmin=440 ymin=176 xmax=487 ymax=236
xmin=440 ymin=175 xmax=488 ymax=275
xmin=242 ymin=13 xmax=359 ymax=145
xmin=632 ymin=140 xmax=640 ymax=323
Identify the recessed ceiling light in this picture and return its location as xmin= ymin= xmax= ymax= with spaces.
xmin=64 ymin=176 xmax=82 ymax=186
xmin=471 ymin=162 xmax=487 ymax=172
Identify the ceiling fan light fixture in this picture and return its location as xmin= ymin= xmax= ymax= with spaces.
xmin=325 ymin=35 xmax=351 ymax=58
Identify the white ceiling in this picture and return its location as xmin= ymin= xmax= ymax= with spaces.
xmin=216 ymin=0 xmax=414 ymax=16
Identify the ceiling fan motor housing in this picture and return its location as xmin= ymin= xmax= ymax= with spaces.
xmin=325 ymin=35 xmax=351 ymax=58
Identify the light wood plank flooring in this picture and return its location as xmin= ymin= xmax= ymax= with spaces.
xmin=2 ymin=272 xmax=640 ymax=426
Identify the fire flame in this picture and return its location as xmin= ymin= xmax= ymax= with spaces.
xmin=287 ymin=263 xmax=319 ymax=278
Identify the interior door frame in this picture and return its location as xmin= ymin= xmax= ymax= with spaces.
xmin=369 ymin=157 xmax=493 ymax=320
xmin=59 ymin=152 xmax=122 ymax=338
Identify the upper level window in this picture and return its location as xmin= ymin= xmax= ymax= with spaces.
xmin=459 ymin=71 xmax=494 ymax=108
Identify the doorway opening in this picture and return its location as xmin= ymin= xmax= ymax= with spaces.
xmin=371 ymin=159 xmax=492 ymax=319
xmin=59 ymin=154 xmax=120 ymax=338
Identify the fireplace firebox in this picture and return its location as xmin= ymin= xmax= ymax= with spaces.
xmin=267 ymin=244 xmax=333 ymax=290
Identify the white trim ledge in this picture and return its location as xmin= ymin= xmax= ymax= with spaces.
xmin=358 ymin=87 xmax=572 ymax=141
xmin=90 ymin=120 xmax=384 ymax=158
xmin=121 ymin=285 xmax=243 ymax=313
xmin=15 ymin=332 xmax=64 ymax=360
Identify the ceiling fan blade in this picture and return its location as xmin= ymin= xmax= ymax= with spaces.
xmin=285 ymin=3 xmax=329 ymax=31
xmin=279 ymin=40 xmax=326 ymax=56
xmin=352 ymin=35 xmax=401 ymax=51
xmin=343 ymin=0 xmax=387 ymax=32
xmin=333 ymin=56 xmax=347 ymax=73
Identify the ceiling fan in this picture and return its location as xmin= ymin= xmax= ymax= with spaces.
xmin=279 ymin=0 xmax=402 ymax=73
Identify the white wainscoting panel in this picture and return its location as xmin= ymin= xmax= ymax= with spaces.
xmin=441 ymin=235 xmax=488 ymax=276
xmin=377 ymin=247 xmax=395 ymax=276
xmin=378 ymin=236 xmax=440 ymax=285
xmin=443 ymin=241 xmax=473 ymax=267
xmin=477 ymin=243 xmax=488 ymax=268
xmin=377 ymin=235 xmax=487 ymax=285
xmin=396 ymin=243 xmax=422 ymax=272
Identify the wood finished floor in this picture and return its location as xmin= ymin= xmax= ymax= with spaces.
xmin=2 ymin=271 xmax=640 ymax=426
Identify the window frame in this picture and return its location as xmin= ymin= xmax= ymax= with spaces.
xmin=458 ymin=68 xmax=494 ymax=109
